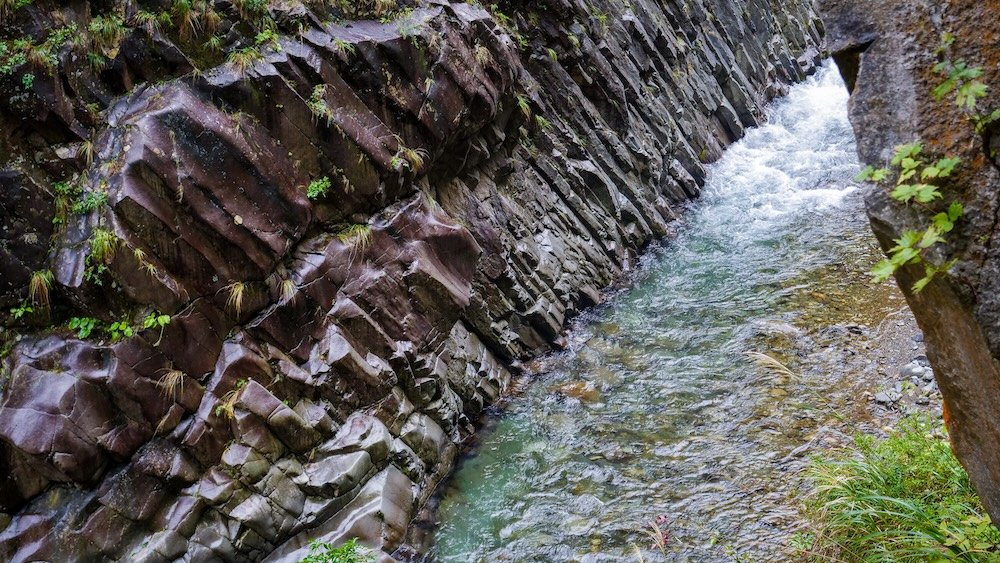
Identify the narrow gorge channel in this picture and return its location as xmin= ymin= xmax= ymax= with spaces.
xmin=420 ymin=64 xmax=921 ymax=561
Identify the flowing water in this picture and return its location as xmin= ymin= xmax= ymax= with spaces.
xmin=425 ymin=64 xmax=910 ymax=561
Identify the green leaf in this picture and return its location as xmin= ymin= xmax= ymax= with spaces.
xmin=889 ymin=231 xmax=921 ymax=252
xmin=921 ymin=166 xmax=940 ymax=180
xmin=948 ymin=201 xmax=964 ymax=221
xmin=891 ymin=142 xmax=923 ymax=166
xmin=936 ymin=157 xmax=961 ymax=177
xmin=914 ymin=184 xmax=943 ymax=203
xmin=912 ymin=275 xmax=933 ymax=293
xmin=932 ymin=212 xmax=954 ymax=233
xmin=919 ymin=226 xmax=945 ymax=249
xmin=856 ymin=165 xmax=876 ymax=182
xmin=891 ymin=183 xmax=919 ymax=202
xmin=871 ymin=259 xmax=896 ymax=282
xmin=892 ymin=247 xmax=920 ymax=266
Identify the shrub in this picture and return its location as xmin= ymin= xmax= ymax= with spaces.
xmin=298 ymin=539 xmax=374 ymax=563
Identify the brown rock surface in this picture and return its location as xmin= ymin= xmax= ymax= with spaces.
xmin=818 ymin=0 xmax=1000 ymax=523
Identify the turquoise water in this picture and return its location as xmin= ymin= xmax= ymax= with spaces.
xmin=429 ymin=65 xmax=885 ymax=561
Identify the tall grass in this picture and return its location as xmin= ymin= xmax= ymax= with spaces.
xmin=802 ymin=415 xmax=1000 ymax=561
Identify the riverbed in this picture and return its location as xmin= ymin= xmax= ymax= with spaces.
xmin=418 ymin=64 xmax=926 ymax=562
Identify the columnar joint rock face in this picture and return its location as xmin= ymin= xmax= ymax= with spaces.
xmin=818 ymin=0 xmax=1000 ymax=526
xmin=0 ymin=1 xmax=821 ymax=560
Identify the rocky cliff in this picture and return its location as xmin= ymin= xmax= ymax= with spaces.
xmin=0 ymin=1 xmax=821 ymax=560
xmin=818 ymin=0 xmax=1000 ymax=526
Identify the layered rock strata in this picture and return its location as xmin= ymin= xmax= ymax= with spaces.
xmin=0 ymin=0 xmax=821 ymax=560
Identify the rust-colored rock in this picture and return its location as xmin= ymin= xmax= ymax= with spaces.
xmin=818 ymin=0 xmax=1000 ymax=523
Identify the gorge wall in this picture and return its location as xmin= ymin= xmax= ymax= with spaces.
xmin=0 ymin=1 xmax=821 ymax=560
xmin=818 ymin=0 xmax=1000 ymax=526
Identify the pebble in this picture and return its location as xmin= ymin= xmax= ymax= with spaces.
xmin=875 ymin=391 xmax=901 ymax=405
xmin=899 ymin=361 xmax=924 ymax=380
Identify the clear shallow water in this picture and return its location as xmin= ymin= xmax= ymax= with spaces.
xmin=429 ymin=65 xmax=885 ymax=562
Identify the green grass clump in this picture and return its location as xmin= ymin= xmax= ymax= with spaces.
xmin=803 ymin=415 xmax=1000 ymax=561
xmin=298 ymin=538 xmax=374 ymax=563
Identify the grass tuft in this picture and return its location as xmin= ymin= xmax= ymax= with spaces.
xmin=28 ymin=270 xmax=53 ymax=307
xmin=801 ymin=414 xmax=1000 ymax=561
xmin=157 ymin=368 xmax=185 ymax=401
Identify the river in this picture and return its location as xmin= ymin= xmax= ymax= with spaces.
xmin=421 ymin=63 xmax=916 ymax=561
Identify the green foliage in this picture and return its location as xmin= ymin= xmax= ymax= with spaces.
xmin=107 ymin=318 xmax=134 ymax=342
xmin=858 ymin=36 xmax=996 ymax=293
xmin=68 ymin=316 xmax=98 ymax=339
xmin=215 ymin=377 xmax=247 ymax=419
xmin=0 ymin=0 xmax=35 ymax=17
xmin=515 ymin=94 xmax=531 ymax=118
xmin=255 ymin=28 xmax=280 ymax=49
xmin=0 ymin=23 xmax=77 ymax=77
xmin=307 ymin=177 xmax=331 ymax=200
xmin=71 ymin=190 xmax=108 ymax=215
xmin=933 ymin=32 xmax=1000 ymax=132
xmin=332 ymin=38 xmax=356 ymax=55
xmin=297 ymin=539 xmax=375 ymax=563
xmin=143 ymin=311 xmax=171 ymax=345
xmin=89 ymin=228 xmax=120 ymax=264
xmin=28 ymin=270 xmax=53 ymax=307
xmin=227 ymin=46 xmax=262 ymax=74
xmin=88 ymin=15 xmax=129 ymax=53
xmin=143 ymin=312 xmax=171 ymax=330
xmin=803 ymin=415 xmax=1000 ymax=561
xmin=307 ymin=84 xmax=334 ymax=124
xmin=10 ymin=302 xmax=33 ymax=320
xmin=862 ymin=142 xmax=963 ymax=292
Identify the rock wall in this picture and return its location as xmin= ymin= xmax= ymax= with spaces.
xmin=818 ymin=0 xmax=1000 ymax=525
xmin=0 ymin=1 xmax=822 ymax=560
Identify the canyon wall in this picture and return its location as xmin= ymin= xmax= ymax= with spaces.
xmin=818 ymin=0 xmax=1000 ymax=525
xmin=0 ymin=1 xmax=821 ymax=560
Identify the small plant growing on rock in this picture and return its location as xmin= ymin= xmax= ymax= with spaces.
xmin=10 ymin=302 xmax=33 ymax=321
xmin=332 ymin=38 xmax=356 ymax=56
xmin=297 ymin=538 xmax=374 ymax=563
xmin=336 ymin=223 xmax=372 ymax=248
xmin=279 ymin=278 xmax=297 ymax=304
xmin=89 ymin=228 xmax=120 ymax=264
xmin=107 ymin=317 xmax=134 ymax=342
xmin=516 ymin=94 xmax=531 ymax=118
xmin=858 ymin=34 xmax=999 ymax=293
xmin=143 ymin=311 xmax=171 ymax=345
xmin=860 ymin=143 xmax=963 ymax=292
xmin=216 ymin=378 xmax=247 ymax=419
xmin=307 ymin=177 xmax=331 ymax=200
xmin=308 ymin=85 xmax=335 ymax=124
xmin=28 ymin=270 xmax=53 ymax=308
xmin=157 ymin=367 xmax=186 ymax=401
xmin=223 ymin=281 xmax=250 ymax=317
xmin=227 ymin=46 xmax=262 ymax=75
xmin=68 ymin=316 xmax=98 ymax=339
